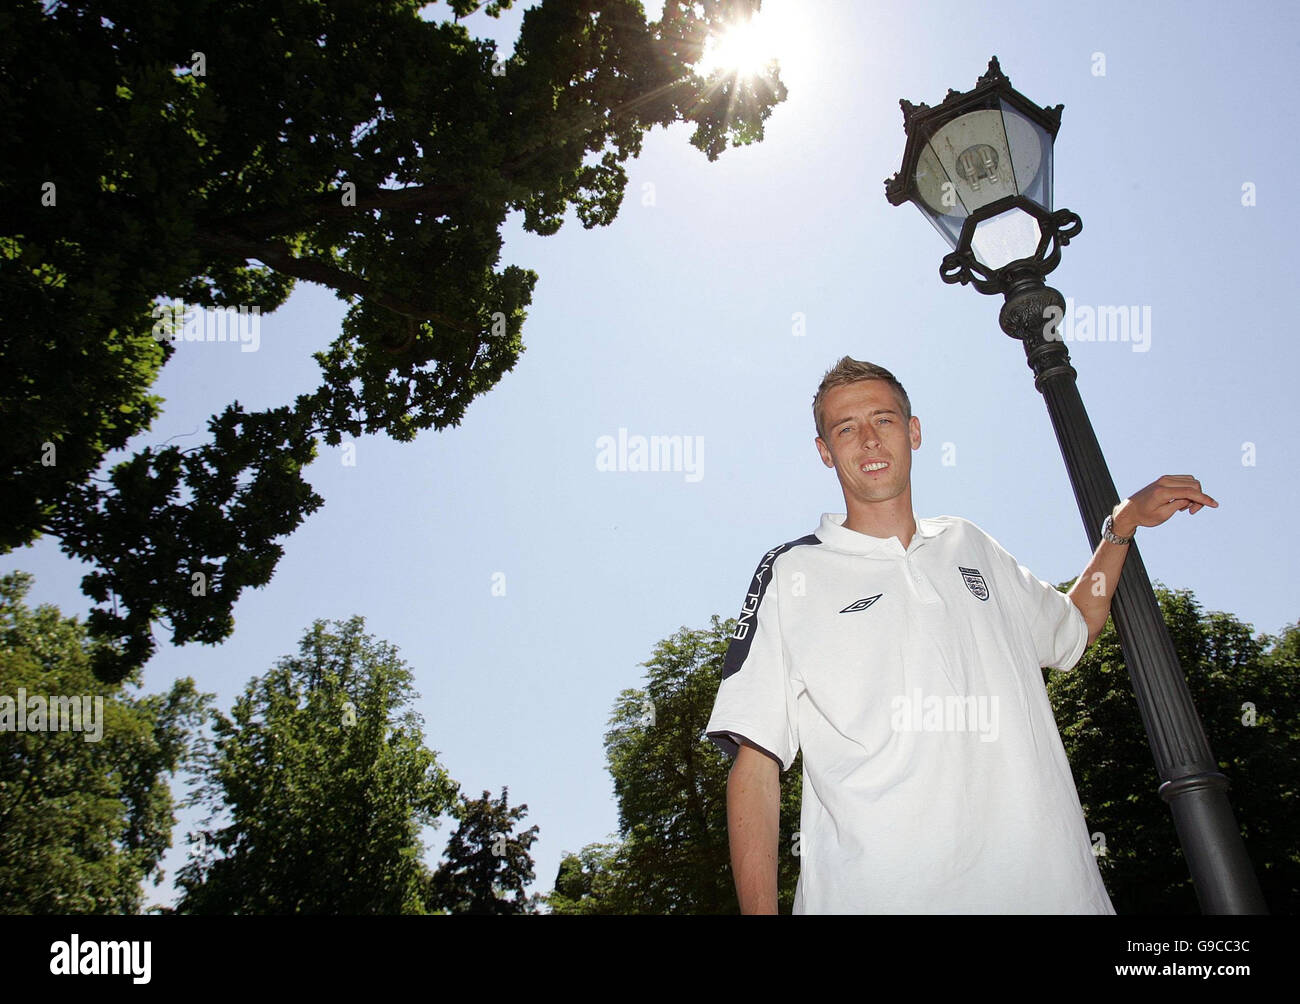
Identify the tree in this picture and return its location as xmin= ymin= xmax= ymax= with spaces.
xmin=547 ymin=615 xmax=803 ymax=914
xmin=426 ymin=786 xmax=541 ymax=914
xmin=0 ymin=571 xmax=209 ymax=913
xmin=175 ymin=616 xmax=459 ymax=914
xmin=548 ymin=841 xmax=627 ymax=914
xmin=1 ymin=0 xmax=787 ymax=681
xmin=1052 ymin=585 xmax=1299 ymax=913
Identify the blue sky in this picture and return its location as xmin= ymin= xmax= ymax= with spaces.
xmin=6 ymin=0 xmax=1298 ymax=908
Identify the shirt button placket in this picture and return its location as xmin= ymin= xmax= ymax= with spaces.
xmin=906 ymin=554 xmax=940 ymax=604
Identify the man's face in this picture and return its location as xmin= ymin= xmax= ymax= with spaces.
xmin=815 ymin=379 xmax=922 ymax=507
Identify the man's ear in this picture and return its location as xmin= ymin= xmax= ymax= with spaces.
xmin=909 ymin=415 xmax=922 ymax=451
xmin=815 ymin=437 xmax=834 ymax=468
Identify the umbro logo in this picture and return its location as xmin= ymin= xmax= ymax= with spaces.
xmin=839 ymin=594 xmax=882 ymax=614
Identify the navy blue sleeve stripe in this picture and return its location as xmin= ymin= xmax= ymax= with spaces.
xmin=706 ymin=729 xmax=784 ymax=766
xmin=721 ymin=534 xmax=821 ymax=680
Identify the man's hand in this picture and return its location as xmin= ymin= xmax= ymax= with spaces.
xmin=1112 ymin=474 xmax=1218 ymax=538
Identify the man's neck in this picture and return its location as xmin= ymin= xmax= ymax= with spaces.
xmin=842 ymin=498 xmax=917 ymax=550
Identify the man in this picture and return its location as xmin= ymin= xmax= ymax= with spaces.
xmin=705 ymin=357 xmax=1216 ymax=914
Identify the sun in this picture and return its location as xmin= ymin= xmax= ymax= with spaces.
xmin=696 ymin=14 xmax=779 ymax=81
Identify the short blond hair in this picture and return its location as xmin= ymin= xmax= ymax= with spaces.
xmin=812 ymin=357 xmax=911 ymax=442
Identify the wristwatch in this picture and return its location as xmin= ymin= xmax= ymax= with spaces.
xmin=1101 ymin=513 xmax=1133 ymax=546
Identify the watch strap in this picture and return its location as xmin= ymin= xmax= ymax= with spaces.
xmin=1101 ymin=513 xmax=1133 ymax=546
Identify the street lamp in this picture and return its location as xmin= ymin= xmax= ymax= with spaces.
xmin=885 ymin=56 xmax=1266 ymax=914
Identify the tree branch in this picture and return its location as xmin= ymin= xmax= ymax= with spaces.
xmin=193 ymin=231 xmax=475 ymax=332
xmin=206 ymin=182 xmax=468 ymax=244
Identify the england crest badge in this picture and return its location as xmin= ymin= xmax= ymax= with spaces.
xmin=959 ymin=565 xmax=989 ymax=602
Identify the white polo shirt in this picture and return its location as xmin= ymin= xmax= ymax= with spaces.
xmin=706 ymin=512 xmax=1114 ymax=914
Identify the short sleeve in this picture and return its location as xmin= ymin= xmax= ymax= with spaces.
xmin=706 ymin=552 xmax=800 ymax=772
xmin=984 ymin=531 xmax=1088 ymax=672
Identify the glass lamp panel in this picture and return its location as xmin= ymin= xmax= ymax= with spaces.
xmin=970 ymin=207 xmax=1042 ymax=270
xmin=999 ymin=99 xmax=1053 ymax=211
xmin=912 ymin=143 xmax=965 ymax=248
xmin=914 ymin=108 xmax=1022 ymax=223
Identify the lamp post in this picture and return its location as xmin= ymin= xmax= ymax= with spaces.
xmin=884 ymin=56 xmax=1266 ymax=914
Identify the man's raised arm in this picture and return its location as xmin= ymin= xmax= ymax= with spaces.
xmin=1068 ymin=474 xmax=1218 ymax=646
xmin=727 ymin=740 xmax=781 ymax=914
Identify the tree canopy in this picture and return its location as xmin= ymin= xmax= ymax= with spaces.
xmin=426 ymin=786 xmax=541 ymax=914
xmin=548 ymin=615 xmax=803 ymax=914
xmin=175 ymin=616 xmax=460 ymax=914
xmin=0 ymin=0 xmax=787 ymax=681
xmin=0 ymin=572 xmax=209 ymax=913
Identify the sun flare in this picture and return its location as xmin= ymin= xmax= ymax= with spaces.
xmin=696 ymin=14 xmax=779 ymax=80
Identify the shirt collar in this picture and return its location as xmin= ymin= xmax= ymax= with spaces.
xmin=815 ymin=512 xmax=948 ymax=556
